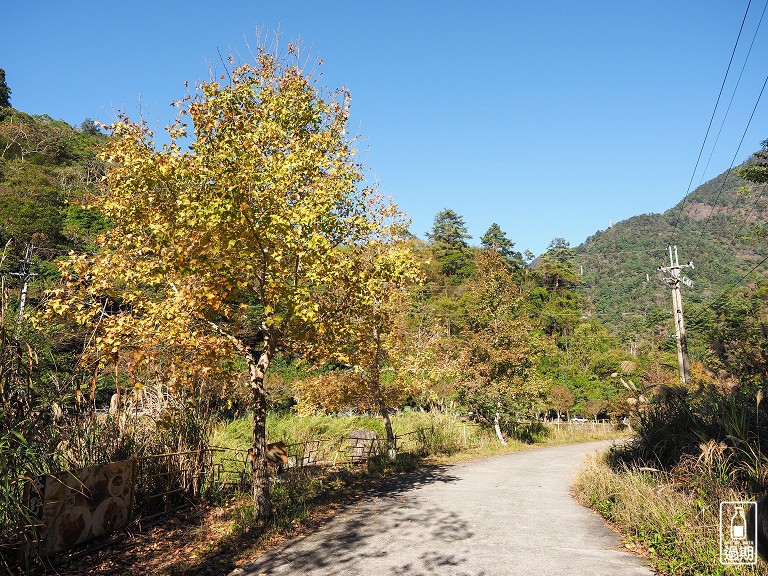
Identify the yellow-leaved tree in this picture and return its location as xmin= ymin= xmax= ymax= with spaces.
xmin=294 ymin=217 xmax=422 ymax=460
xmin=456 ymin=249 xmax=546 ymax=444
xmin=44 ymin=48 xmax=391 ymax=523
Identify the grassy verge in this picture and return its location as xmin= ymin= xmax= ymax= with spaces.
xmin=54 ymin=412 xmax=627 ymax=575
xmin=175 ymin=415 xmax=625 ymax=574
xmin=572 ymin=388 xmax=768 ymax=575
xmin=573 ymin=451 xmax=768 ymax=576
xmin=212 ymin=411 xmax=626 ymax=459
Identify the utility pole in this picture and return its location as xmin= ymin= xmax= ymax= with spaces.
xmin=658 ymin=245 xmax=693 ymax=384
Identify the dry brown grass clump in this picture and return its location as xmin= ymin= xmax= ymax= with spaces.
xmin=574 ymin=450 xmax=768 ymax=576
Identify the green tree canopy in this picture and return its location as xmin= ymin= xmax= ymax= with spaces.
xmin=80 ymin=118 xmax=101 ymax=136
xmin=481 ymin=223 xmax=524 ymax=269
xmin=426 ymin=208 xmax=474 ymax=280
xmin=737 ymin=139 xmax=768 ymax=185
xmin=539 ymin=237 xmax=580 ymax=291
xmin=0 ymin=69 xmax=10 ymax=108
xmin=427 ymin=208 xmax=471 ymax=246
xmin=737 ymin=139 xmax=768 ymax=239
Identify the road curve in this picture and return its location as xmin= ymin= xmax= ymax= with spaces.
xmin=232 ymin=441 xmax=655 ymax=576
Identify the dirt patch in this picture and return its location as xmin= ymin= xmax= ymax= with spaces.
xmin=47 ymin=499 xmax=346 ymax=576
xmin=44 ymin=464 xmax=401 ymax=575
xmin=684 ymin=202 xmax=714 ymax=220
xmin=684 ymin=201 xmax=748 ymax=221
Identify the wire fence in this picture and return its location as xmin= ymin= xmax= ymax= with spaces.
xmin=9 ymin=421 xmax=616 ymax=566
xmin=210 ymin=432 xmax=385 ymax=492
xmin=11 ymin=431 xmax=387 ymax=565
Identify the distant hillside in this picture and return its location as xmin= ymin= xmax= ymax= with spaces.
xmin=0 ymin=107 xmax=109 ymax=286
xmin=576 ymin=154 xmax=768 ymax=341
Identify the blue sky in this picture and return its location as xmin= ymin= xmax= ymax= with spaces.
xmin=2 ymin=1 xmax=766 ymax=256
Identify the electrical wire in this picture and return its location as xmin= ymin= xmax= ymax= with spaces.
xmin=690 ymin=72 xmax=768 ymax=258
xmin=691 ymin=0 xmax=768 ymax=198
xmin=726 ymin=183 xmax=768 ymax=247
xmin=573 ymin=248 xmax=669 ymax=258
xmin=688 ymin=252 xmax=768 ymax=321
xmin=668 ymin=0 xmax=754 ymax=247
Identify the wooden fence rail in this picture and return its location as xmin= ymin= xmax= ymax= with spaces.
xmin=16 ymin=431 xmax=390 ymax=562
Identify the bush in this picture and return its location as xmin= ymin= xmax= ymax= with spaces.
xmin=613 ymin=386 xmax=768 ymax=494
xmin=508 ymin=420 xmax=550 ymax=443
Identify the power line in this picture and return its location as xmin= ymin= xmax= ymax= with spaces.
xmin=691 ymin=0 xmax=768 ymax=197
xmin=689 ymin=253 xmax=768 ymax=321
xmin=690 ymin=71 xmax=768 ymax=259
xmin=668 ymin=0 xmax=754 ymax=247
xmin=574 ymin=248 xmax=669 ymax=257
xmin=404 ymin=307 xmax=655 ymax=320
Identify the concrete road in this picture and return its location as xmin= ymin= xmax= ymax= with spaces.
xmin=233 ymin=441 xmax=655 ymax=576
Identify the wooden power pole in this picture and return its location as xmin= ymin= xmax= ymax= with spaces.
xmin=659 ymin=245 xmax=693 ymax=384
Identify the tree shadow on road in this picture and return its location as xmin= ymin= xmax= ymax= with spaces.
xmin=47 ymin=462 xmax=486 ymax=576
xmin=233 ymin=464 xmax=487 ymax=576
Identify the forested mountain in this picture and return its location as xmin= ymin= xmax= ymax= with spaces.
xmin=0 ymin=108 xmax=108 ymax=266
xmin=0 ymin=105 xmax=110 ymax=405
xmin=576 ymin=150 xmax=768 ymax=350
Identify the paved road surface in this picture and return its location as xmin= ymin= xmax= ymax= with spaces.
xmin=233 ymin=441 xmax=655 ymax=575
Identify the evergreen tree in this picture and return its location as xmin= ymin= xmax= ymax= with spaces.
xmin=738 ymin=139 xmax=768 ymax=185
xmin=481 ymin=223 xmax=524 ymax=268
xmin=536 ymin=237 xmax=582 ymax=337
xmin=0 ymin=69 xmax=10 ymax=108
xmin=427 ymin=208 xmax=471 ymax=246
xmin=539 ymin=237 xmax=580 ymax=291
xmin=80 ymin=118 xmax=101 ymax=135
xmin=737 ymin=139 xmax=768 ymax=238
xmin=426 ymin=208 xmax=473 ymax=280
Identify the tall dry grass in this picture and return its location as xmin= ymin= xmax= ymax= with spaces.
xmin=574 ymin=450 xmax=768 ymax=576
xmin=575 ymin=384 xmax=768 ymax=575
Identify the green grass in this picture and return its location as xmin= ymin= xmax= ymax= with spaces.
xmin=212 ymin=412 xmax=386 ymax=451
xmin=574 ymin=451 xmax=768 ymax=576
xmin=211 ymin=410 xmax=627 ymax=470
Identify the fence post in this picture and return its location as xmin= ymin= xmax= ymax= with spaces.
xmin=129 ymin=457 xmax=138 ymax=522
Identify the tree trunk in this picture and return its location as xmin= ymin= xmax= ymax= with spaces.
xmin=371 ymin=325 xmax=396 ymax=461
xmin=248 ymin=332 xmax=272 ymax=526
xmin=378 ymin=401 xmax=397 ymax=461
xmin=494 ymin=401 xmax=507 ymax=446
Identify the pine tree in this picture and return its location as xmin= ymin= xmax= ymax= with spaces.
xmin=481 ymin=223 xmax=524 ymax=268
xmin=539 ymin=237 xmax=580 ymax=291
xmin=426 ymin=209 xmax=474 ymax=280
xmin=0 ymin=69 xmax=11 ymax=108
